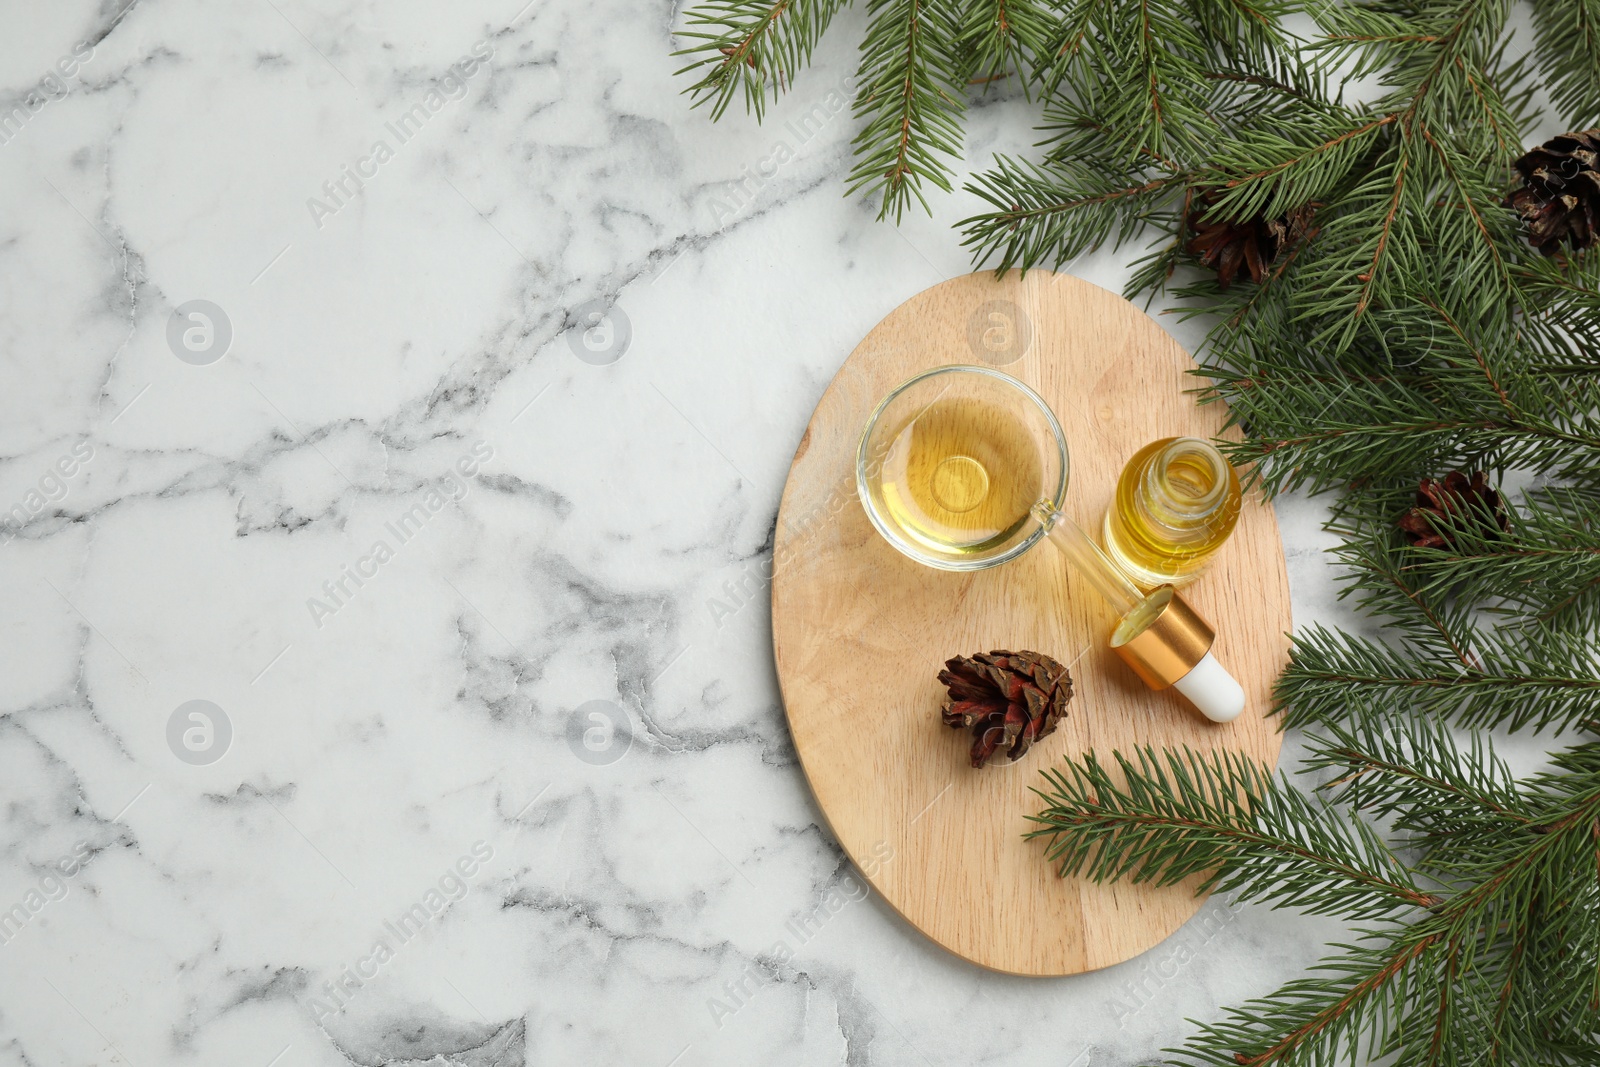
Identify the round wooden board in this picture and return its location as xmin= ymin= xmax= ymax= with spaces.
xmin=771 ymin=271 xmax=1291 ymax=976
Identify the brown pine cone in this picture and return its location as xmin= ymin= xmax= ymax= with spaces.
xmin=1398 ymin=471 xmax=1510 ymax=549
xmin=1508 ymin=129 xmax=1600 ymax=256
xmin=939 ymin=650 xmax=1072 ymax=768
xmin=1185 ymin=190 xmax=1315 ymax=287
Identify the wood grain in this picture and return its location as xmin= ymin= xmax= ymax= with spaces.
xmin=770 ymin=271 xmax=1291 ymax=976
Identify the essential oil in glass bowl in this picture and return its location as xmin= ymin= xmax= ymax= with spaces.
xmin=875 ymin=398 xmax=1043 ymax=556
xmin=1103 ymin=436 xmax=1241 ymax=587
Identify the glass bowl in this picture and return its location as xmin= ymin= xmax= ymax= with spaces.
xmin=855 ymin=365 xmax=1069 ymax=571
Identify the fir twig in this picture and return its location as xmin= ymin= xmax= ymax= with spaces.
xmin=846 ymin=0 xmax=970 ymax=219
xmin=1028 ymin=747 xmax=1443 ymax=919
xmin=674 ymin=0 xmax=850 ymax=120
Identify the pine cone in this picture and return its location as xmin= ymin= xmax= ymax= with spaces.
xmin=1398 ymin=471 xmax=1510 ymax=549
xmin=1508 ymin=129 xmax=1600 ymax=256
xmin=1185 ymin=190 xmax=1314 ymax=287
xmin=939 ymin=650 xmax=1072 ymax=768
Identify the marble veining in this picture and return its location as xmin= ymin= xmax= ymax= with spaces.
xmin=0 ymin=2 xmax=1535 ymax=1065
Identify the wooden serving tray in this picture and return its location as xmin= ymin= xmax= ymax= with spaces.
xmin=771 ymin=271 xmax=1290 ymax=976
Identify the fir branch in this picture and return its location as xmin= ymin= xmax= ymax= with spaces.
xmin=1202 ymin=347 xmax=1600 ymax=494
xmin=1526 ymin=0 xmax=1600 ymax=129
xmin=1303 ymin=712 xmax=1532 ymax=835
xmin=1321 ymin=526 xmax=1480 ymax=669
xmin=674 ymin=0 xmax=849 ymax=120
xmin=1202 ymin=110 xmax=1392 ymax=223
xmin=1028 ymin=747 xmax=1442 ymax=919
xmin=1395 ymin=484 xmax=1600 ymax=631
xmin=1165 ymin=936 xmax=1442 ymax=1067
xmin=1045 ymin=734 xmax=1600 ymax=1065
xmin=1414 ymin=124 xmax=1513 ymax=295
xmin=1040 ymin=0 xmax=1235 ymax=161
xmin=846 ymin=0 xmax=969 ymax=219
xmin=1425 ymin=766 xmax=1600 ymax=1038
xmin=1277 ymin=622 xmax=1600 ymax=736
xmin=1032 ymin=0 xmax=1114 ymax=96
xmin=959 ymin=155 xmax=1183 ymax=270
xmin=959 ymin=0 xmax=1056 ymax=96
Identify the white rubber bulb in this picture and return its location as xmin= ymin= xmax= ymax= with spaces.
xmin=1173 ymin=651 xmax=1245 ymax=723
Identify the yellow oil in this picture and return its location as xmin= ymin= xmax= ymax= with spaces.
xmin=1104 ymin=437 xmax=1241 ymax=587
xmin=1111 ymin=584 xmax=1174 ymax=647
xmin=875 ymin=398 xmax=1042 ymax=555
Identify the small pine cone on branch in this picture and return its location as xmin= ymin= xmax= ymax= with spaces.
xmin=1398 ymin=471 xmax=1510 ymax=549
xmin=939 ymin=650 xmax=1072 ymax=768
xmin=1508 ymin=129 xmax=1600 ymax=256
xmin=1185 ymin=190 xmax=1315 ymax=287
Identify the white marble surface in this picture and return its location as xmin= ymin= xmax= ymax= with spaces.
xmin=0 ymin=3 xmax=1373 ymax=1065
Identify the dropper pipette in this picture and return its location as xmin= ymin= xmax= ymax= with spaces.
xmin=1030 ymin=501 xmax=1245 ymax=723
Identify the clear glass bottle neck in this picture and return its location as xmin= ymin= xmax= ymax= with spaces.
xmin=1140 ymin=438 xmax=1231 ymax=526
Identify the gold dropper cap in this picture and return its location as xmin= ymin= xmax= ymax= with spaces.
xmin=1108 ymin=585 xmax=1215 ymax=690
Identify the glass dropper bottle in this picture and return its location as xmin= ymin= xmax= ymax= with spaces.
xmin=1030 ymin=501 xmax=1244 ymax=723
xmin=1104 ymin=436 xmax=1242 ymax=587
